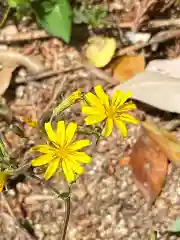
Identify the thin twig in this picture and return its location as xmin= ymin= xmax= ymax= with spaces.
xmin=16 ymin=66 xmax=83 ymax=83
xmin=41 ymin=75 xmax=68 ymax=117
xmin=0 ymin=5 xmax=11 ymax=29
xmin=116 ymin=28 xmax=180 ymax=56
xmin=28 ymin=174 xmax=60 ymax=196
xmin=148 ymin=18 xmax=180 ymax=28
xmin=0 ymin=30 xmax=50 ymax=43
xmin=61 ymin=197 xmax=71 ymax=240
xmin=83 ymin=60 xmax=118 ymax=85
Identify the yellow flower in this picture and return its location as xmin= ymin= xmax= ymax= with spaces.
xmin=30 ymin=121 xmax=91 ymax=182
xmin=55 ymin=90 xmax=82 ymax=115
xmin=82 ymin=85 xmax=139 ymax=137
xmin=24 ymin=117 xmax=39 ymax=128
xmin=85 ymin=36 xmax=116 ymax=68
xmin=0 ymin=171 xmax=9 ymax=192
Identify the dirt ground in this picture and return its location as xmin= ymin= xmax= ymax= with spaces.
xmin=1 ymin=0 xmax=180 ymax=240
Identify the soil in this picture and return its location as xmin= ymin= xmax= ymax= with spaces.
xmin=0 ymin=0 xmax=180 ymax=240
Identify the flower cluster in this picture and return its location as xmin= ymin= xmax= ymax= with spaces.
xmin=30 ymin=85 xmax=138 ymax=184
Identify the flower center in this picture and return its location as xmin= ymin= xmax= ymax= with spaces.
xmin=58 ymin=146 xmax=68 ymax=158
xmin=107 ymin=106 xmax=115 ymax=118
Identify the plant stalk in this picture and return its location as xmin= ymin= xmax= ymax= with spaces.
xmin=61 ymin=196 xmax=71 ymax=240
xmin=0 ymin=5 xmax=11 ymax=28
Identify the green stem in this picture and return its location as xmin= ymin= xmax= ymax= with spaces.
xmin=0 ymin=5 xmax=11 ymax=28
xmin=61 ymin=196 xmax=71 ymax=240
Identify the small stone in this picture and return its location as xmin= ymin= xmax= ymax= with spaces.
xmin=7 ymin=189 xmax=16 ymax=197
xmin=1 ymin=25 xmax=18 ymax=36
xmin=18 ymin=68 xmax=27 ymax=77
xmin=16 ymin=85 xmax=25 ymax=98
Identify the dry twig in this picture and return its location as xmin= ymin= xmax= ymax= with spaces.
xmin=132 ymin=0 xmax=157 ymax=30
xmin=0 ymin=30 xmax=50 ymax=43
xmin=16 ymin=66 xmax=83 ymax=83
xmin=116 ymin=28 xmax=180 ymax=56
xmin=148 ymin=18 xmax=180 ymax=28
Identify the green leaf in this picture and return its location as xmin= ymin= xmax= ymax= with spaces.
xmin=32 ymin=0 xmax=72 ymax=43
xmin=8 ymin=0 xmax=30 ymax=8
xmin=73 ymin=7 xmax=88 ymax=24
xmin=169 ymin=218 xmax=180 ymax=232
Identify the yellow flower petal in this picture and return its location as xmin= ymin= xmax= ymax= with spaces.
xmin=69 ymin=140 xmax=91 ymax=150
xmin=104 ymin=118 xmax=113 ymax=137
xmin=44 ymin=158 xmax=59 ymax=180
xmin=118 ymin=101 xmax=137 ymax=112
xmin=115 ymin=120 xmax=128 ymax=137
xmin=85 ymin=92 xmax=104 ymax=109
xmin=67 ymin=158 xmax=84 ymax=175
xmin=32 ymin=154 xmax=53 ymax=166
xmin=44 ymin=122 xmax=58 ymax=144
xmin=117 ymin=113 xmax=139 ymax=124
xmin=82 ymin=106 xmax=104 ymax=115
xmin=62 ymin=160 xmax=76 ymax=183
xmin=112 ymin=90 xmax=123 ymax=107
xmin=55 ymin=90 xmax=82 ymax=114
xmin=65 ymin=122 xmax=77 ymax=146
xmin=57 ymin=121 xmax=65 ymax=146
xmin=94 ymin=85 xmax=110 ymax=109
xmin=112 ymin=90 xmax=132 ymax=108
xmin=30 ymin=145 xmax=57 ymax=153
xmin=119 ymin=91 xmax=132 ymax=106
xmin=24 ymin=117 xmax=39 ymax=128
xmin=85 ymin=115 xmax=106 ymax=125
xmin=69 ymin=152 xmax=92 ymax=163
xmin=0 ymin=172 xmax=9 ymax=192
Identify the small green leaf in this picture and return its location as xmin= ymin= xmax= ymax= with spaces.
xmin=169 ymin=218 xmax=180 ymax=232
xmin=32 ymin=0 xmax=72 ymax=43
xmin=58 ymin=192 xmax=70 ymax=200
xmin=8 ymin=0 xmax=30 ymax=8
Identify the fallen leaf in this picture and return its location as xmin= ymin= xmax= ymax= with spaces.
xmin=130 ymin=132 xmax=168 ymax=204
xmin=113 ymin=55 xmax=145 ymax=82
xmin=142 ymin=121 xmax=180 ymax=166
xmin=109 ymin=71 xmax=180 ymax=114
xmin=85 ymin=36 xmax=116 ymax=68
xmin=146 ymin=58 xmax=180 ymax=79
xmin=0 ymin=67 xmax=17 ymax=95
xmin=0 ymin=50 xmax=44 ymax=95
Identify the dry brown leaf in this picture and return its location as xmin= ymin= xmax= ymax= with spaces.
xmin=0 ymin=50 xmax=44 ymax=95
xmin=113 ymin=55 xmax=145 ymax=82
xmin=0 ymin=67 xmax=17 ymax=95
xmin=142 ymin=121 xmax=180 ymax=166
xmin=130 ymin=133 xmax=168 ymax=204
xmin=109 ymin=71 xmax=180 ymax=114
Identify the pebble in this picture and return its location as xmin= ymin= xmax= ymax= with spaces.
xmin=1 ymin=25 xmax=18 ymax=36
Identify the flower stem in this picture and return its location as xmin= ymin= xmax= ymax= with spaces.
xmin=61 ymin=196 xmax=71 ymax=240
xmin=0 ymin=5 xmax=11 ymax=28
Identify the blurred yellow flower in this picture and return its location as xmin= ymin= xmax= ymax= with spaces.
xmin=82 ymin=85 xmax=139 ymax=137
xmin=0 ymin=171 xmax=9 ymax=192
xmin=30 ymin=121 xmax=91 ymax=182
xmin=85 ymin=36 xmax=116 ymax=68
xmin=24 ymin=117 xmax=39 ymax=128
xmin=55 ymin=90 xmax=82 ymax=115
